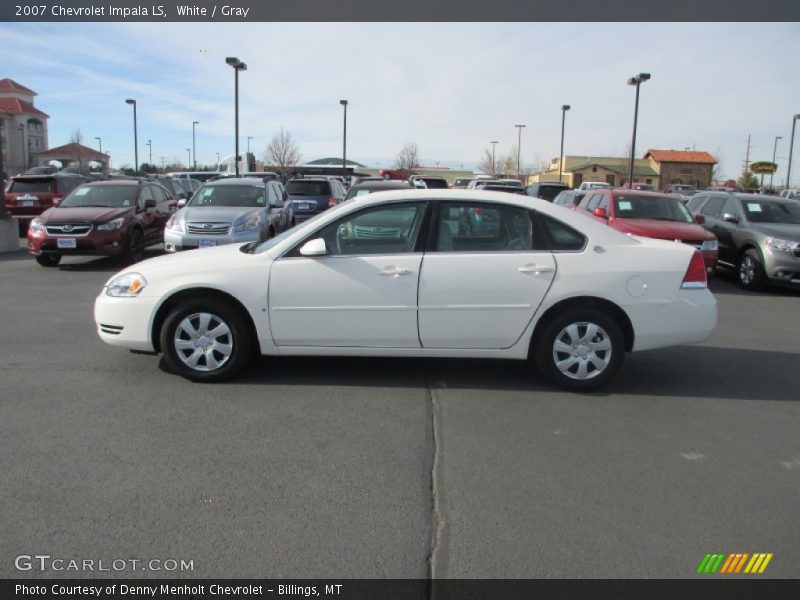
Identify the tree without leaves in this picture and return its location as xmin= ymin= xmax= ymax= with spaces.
xmin=68 ymin=128 xmax=84 ymax=172
xmin=262 ymin=128 xmax=301 ymax=178
xmin=395 ymin=143 xmax=420 ymax=171
xmin=477 ymin=148 xmax=504 ymax=177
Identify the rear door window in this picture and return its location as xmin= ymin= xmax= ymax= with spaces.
xmin=700 ymin=196 xmax=726 ymax=217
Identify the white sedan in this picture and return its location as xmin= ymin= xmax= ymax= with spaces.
xmin=94 ymin=190 xmax=716 ymax=391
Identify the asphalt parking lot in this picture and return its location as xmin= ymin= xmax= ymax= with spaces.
xmin=1 ymin=243 xmax=799 ymax=579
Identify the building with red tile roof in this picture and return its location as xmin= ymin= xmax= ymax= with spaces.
xmin=644 ymin=149 xmax=717 ymax=189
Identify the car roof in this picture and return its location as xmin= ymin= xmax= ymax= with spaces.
xmin=349 ymin=181 xmax=412 ymax=190
xmin=202 ymin=177 xmax=265 ymax=187
xmin=83 ymin=179 xmax=141 ymax=187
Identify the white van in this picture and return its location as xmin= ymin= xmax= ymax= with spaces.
xmin=578 ymin=181 xmax=611 ymax=191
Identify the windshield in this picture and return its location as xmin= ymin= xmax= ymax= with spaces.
xmin=189 ymin=185 xmax=266 ymax=207
xmin=60 ymin=185 xmax=137 ymax=208
xmin=613 ymin=194 xmax=694 ymax=222
xmin=742 ymin=199 xmax=800 ymax=224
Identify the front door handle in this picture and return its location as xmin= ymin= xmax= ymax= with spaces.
xmin=518 ymin=264 xmax=554 ymax=275
xmin=379 ymin=266 xmax=413 ymax=277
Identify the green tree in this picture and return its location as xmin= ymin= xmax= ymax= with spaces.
xmin=737 ymin=172 xmax=759 ymax=190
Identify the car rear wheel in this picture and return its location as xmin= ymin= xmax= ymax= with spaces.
xmin=533 ymin=308 xmax=624 ymax=392
xmin=123 ymin=228 xmax=145 ymax=264
xmin=35 ymin=254 xmax=61 ymax=267
xmin=160 ymin=297 xmax=253 ymax=382
xmin=738 ymin=249 xmax=766 ymax=291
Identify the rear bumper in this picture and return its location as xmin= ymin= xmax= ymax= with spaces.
xmin=628 ymin=289 xmax=717 ymax=352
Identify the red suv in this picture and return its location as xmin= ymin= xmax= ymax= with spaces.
xmin=27 ymin=179 xmax=176 ymax=267
xmin=5 ymin=172 xmax=92 ymax=234
xmin=577 ymin=188 xmax=718 ymax=271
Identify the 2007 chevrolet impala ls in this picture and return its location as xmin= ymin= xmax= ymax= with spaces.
xmin=94 ymin=189 xmax=716 ymax=391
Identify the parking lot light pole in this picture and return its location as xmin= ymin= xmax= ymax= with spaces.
xmin=226 ymin=57 xmax=247 ymax=176
xmin=559 ymin=105 xmax=570 ymax=183
xmin=95 ymin=137 xmax=102 ymax=155
xmin=490 ymin=140 xmax=498 ymax=177
xmin=340 ymin=100 xmax=348 ymax=180
xmin=125 ymin=99 xmax=138 ymax=172
xmin=515 ymin=124 xmax=526 ymax=179
xmin=770 ymin=136 xmax=782 ymax=189
xmin=785 ymin=114 xmax=800 ymax=189
xmin=627 ymin=73 xmax=650 ymax=189
xmin=192 ymin=121 xmax=198 ymax=169
xmin=146 ymin=139 xmax=152 ymax=170
xmin=247 ymin=136 xmax=253 ymax=155
xmin=186 ymin=148 xmax=191 ymax=167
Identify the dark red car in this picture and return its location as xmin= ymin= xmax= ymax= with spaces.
xmin=5 ymin=172 xmax=92 ymax=234
xmin=576 ymin=188 xmax=718 ymax=271
xmin=27 ymin=179 xmax=176 ymax=267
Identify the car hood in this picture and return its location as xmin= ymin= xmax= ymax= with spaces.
xmin=107 ymin=242 xmax=269 ymax=288
xmin=178 ymin=206 xmax=263 ymax=223
xmin=610 ymin=218 xmax=714 ymax=241
xmin=750 ymin=222 xmax=800 ymax=241
xmin=40 ymin=206 xmax=131 ymax=223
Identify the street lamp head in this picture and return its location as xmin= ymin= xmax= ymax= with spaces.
xmin=340 ymin=99 xmax=348 ymax=106
xmin=794 ymin=114 xmax=800 ymax=120
xmin=225 ymin=56 xmax=240 ymax=67
xmin=515 ymin=124 xmax=526 ymax=128
xmin=562 ymin=105 xmax=571 ymax=111
xmin=125 ymin=98 xmax=136 ymax=105
xmin=628 ymin=73 xmax=651 ymax=86
xmin=193 ymin=121 xmax=199 ymax=125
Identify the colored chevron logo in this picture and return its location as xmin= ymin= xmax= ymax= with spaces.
xmin=696 ymin=552 xmax=773 ymax=574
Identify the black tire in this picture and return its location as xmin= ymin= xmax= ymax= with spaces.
xmin=35 ymin=254 xmax=61 ymax=267
xmin=123 ymin=227 xmax=145 ymax=264
xmin=533 ymin=308 xmax=625 ymax=392
xmin=738 ymin=248 xmax=766 ymax=291
xmin=160 ymin=297 xmax=253 ymax=382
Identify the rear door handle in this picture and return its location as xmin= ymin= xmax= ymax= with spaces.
xmin=518 ymin=264 xmax=554 ymax=275
xmin=379 ymin=266 xmax=413 ymax=277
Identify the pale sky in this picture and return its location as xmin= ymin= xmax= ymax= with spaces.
xmin=4 ymin=22 xmax=800 ymax=183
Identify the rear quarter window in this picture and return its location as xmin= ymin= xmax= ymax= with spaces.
xmin=538 ymin=213 xmax=587 ymax=251
xmin=8 ymin=179 xmax=54 ymax=193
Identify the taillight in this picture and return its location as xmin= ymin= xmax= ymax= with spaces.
xmin=327 ymin=196 xmax=336 ymax=208
xmin=681 ymin=251 xmax=707 ymax=289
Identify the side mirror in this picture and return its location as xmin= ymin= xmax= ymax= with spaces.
xmin=593 ymin=207 xmax=608 ymax=219
xmin=299 ymin=238 xmax=327 ymax=257
xmin=144 ymin=199 xmax=157 ymax=208
xmin=177 ymin=198 xmax=187 ymax=208
xmin=694 ymin=214 xmax=705 ymax=225
xmin=721 ymin=212 xmax=739 ymax=223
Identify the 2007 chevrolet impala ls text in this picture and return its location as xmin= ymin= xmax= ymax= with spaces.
xmin=94 ymin=189 xmax=716 ymax=391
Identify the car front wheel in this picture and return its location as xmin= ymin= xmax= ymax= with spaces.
xmin=160 ymin=297 xmax=253 ymax=382
xmin=738 ymin=249 xmax=766 ymax=291
xmin=533 ymin=308 xmax=624 ymax=392
xmin=35 ymin=254 xmax=61 ymax=267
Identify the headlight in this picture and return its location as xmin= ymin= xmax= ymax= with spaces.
xmin=766 ymin=238 xmax=797 ymax=254
xmin=166 ymin=214 xmax=183 ymax=232
xmin=235 ymin=214 xmax=262 ymax=232
xmin=700 ymin=239 xmax=718 ymax=251
xmin=97 ymin=217 xmax=125 ymax=231
xmin=105 ymin=272 xmax=147 ymax=297
xmin=29 ymin=218 xmax=45 ymax=234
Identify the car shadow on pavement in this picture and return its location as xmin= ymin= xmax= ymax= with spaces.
xmin=230 ymin=345 xmax=798 ymax=402
xmin=57 ymin=249 xmax=164 ymax=272
xmin=709 ymin=270 xmax=800 ymax=298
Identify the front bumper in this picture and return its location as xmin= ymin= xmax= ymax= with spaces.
xmin=164 ymin=228 xmax=261 ymax=252
xmin=764 ymin=250 xmax=800 ymax=286
xmin=27 ymin=229 xmax=126 ymax=256
xmin=94 ymin=292 xmax=160 ymax=352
